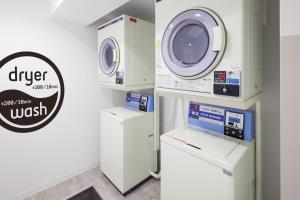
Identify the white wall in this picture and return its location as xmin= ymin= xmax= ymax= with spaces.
xmin=280 ymin=0 xmax=300 ymax=199
xmin=0 ymin=1 xmax=123 ymax=199
xmin=280 ymin=0 xmax=300 ymax=37
xmin=280 ymin=36 xmax=300 ymax=200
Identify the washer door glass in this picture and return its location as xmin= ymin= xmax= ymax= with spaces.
xmin=162 ymin=9 xmax=226 ymax=79
xmin=99 ymin=38 xmax=119 ymax=76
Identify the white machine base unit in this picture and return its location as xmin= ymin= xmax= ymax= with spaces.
xmin=161 ymin=127 xmax=255 ymax=200
xmin=100 ymin=107 xmax=157 ymax=194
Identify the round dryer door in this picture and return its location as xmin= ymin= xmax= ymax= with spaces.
xmin=162 ymin=9 xmax=226 ymax=79
xmin=99 ymin=38 xmax=120 ymax=76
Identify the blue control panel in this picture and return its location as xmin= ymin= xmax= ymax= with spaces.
xmin=125 ymin=92 xmax=154 ymax=112
xmin=188 ymin=102 xmax=255 ymax=141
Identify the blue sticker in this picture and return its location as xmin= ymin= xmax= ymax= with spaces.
xmin=227 ymin=79 xmax=240 ymax=85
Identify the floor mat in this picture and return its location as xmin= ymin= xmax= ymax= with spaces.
xmin=67 ymin=187 xmax=102 ymax=200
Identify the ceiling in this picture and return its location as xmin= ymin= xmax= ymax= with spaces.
xmin=50 ymin=0 xmax=155 ymax=26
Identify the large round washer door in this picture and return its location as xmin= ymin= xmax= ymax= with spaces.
xmin=99 ymin=38 xmax=120 ymax=76
xmin=162 ymin=9 xmax=226 ymax=79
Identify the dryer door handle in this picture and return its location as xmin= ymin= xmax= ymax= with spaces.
xmin=113 ymin=49 xmax=118 ymax=62
xmin=212 ymin=26 xmax=225 ymax=51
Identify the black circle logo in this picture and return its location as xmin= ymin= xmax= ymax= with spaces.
xmin=0 ymin=52 xmax=64 ymax=133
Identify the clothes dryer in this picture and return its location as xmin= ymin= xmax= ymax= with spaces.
xmin=156 ymin=0 xmax=263 ymax=100
xmin=98 ymin=15 xmax=154 ymax=88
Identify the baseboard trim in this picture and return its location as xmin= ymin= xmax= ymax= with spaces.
xmin=14 ymin=162 xmax=100 ymax=200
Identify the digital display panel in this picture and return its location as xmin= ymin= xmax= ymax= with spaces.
xmin=214 ymin=71 xmax=227 ymax=83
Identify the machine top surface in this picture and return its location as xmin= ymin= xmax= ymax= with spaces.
xmin=101 ymin=107 xmax=152 ymax=121
xmin=165 ymin=127 xmax=240 ymax=159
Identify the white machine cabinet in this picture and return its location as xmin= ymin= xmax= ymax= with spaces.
xmin=100 ymin=107 xmax=157 ymax=194
xmin=161 ymin=127 xmax=255 ymax=200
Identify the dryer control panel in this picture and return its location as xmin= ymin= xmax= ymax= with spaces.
xmin=213 ymin=70 xmax=240 ymax=97
xmin=188 ymin=102 xmax=254 ymax=141
xmin=115 ymin=71 xmax=124 ymax=84
xmin=125 ymin=92 xmax=154 ymax=112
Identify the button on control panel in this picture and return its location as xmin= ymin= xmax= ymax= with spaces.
xmin=214 ymin=84 xmax=239 ymax=97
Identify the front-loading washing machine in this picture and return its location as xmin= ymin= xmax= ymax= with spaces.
xmin=155 ymin=0 xmax=263 ymax=100
xmin=98 ymin=15 xmax=155 ymax=88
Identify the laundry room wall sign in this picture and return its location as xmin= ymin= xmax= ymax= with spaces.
xmin=0 ymin=52 xmax=64 ymax=133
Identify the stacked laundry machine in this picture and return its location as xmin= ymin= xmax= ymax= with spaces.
xmin=155 ymin=0 xmax=263 ymax=199
xmin=97 ymin=15 xmax=157 ymax=194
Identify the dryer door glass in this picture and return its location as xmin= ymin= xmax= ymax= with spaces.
xmin=162 ymin=9 xmax=226 ymax=79
xmin=99 ymin=38 xmax=119 ymax=76
xmin=173 ymin=23 xmax=209 ymax=66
